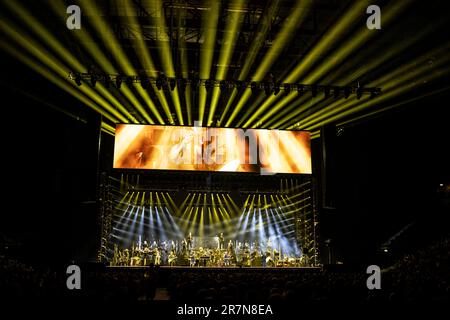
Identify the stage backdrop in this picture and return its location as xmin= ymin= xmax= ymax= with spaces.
xmin=113 ymin=124 xmax=311 ymax=174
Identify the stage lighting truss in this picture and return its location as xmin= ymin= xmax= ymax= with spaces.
xmin=69 ymin=72 xmax=382 ymax=98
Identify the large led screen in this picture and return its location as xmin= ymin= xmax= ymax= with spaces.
xmin=113 ymin=124 xmax=311 ymax=174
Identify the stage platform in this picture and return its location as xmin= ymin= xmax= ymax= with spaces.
xmin=106 ymin=266 xmax=322 ymax=272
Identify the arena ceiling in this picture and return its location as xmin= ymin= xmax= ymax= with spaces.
xmin=0 ymin=0 xmax=449 ymax=137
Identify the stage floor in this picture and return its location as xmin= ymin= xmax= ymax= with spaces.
xmin=106 ymin=266 xmax=321 ymax=271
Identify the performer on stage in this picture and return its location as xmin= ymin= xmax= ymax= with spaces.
xmin=181 ymin=238 xmax=187 ymax=253
xmin=187 ymin=232 xmax=193 ymax=250
xmin=168 ymin=249 xmax=177 ymax=266
xmin=218 ymin=232 xmax=224 ymax=250
xmin=154 ymin=248 xmax=161 ymax=265
xmin=227 ymin=240 xmax=233 ymax=253
xmin=189 ymin=251 xmax=196 ymax=267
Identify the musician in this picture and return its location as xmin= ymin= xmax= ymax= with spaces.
xmin=181 ymin=238 xmax=187 ymax=253
xmin=168 ymin=250 xmax=177 ymax=266
xmin=189 ymin=251 xmax=196 ymax=267
xmin=124 ymin=248 xmax=130 ymax=266
xmin=187 ymin=232 xmax=193 ymax=249
xmin=223 ymin=251 xmax=230 ymax=266
xmin=154 ymin=248 xmax=161 ymax=265
xmin=113 ymin=244 xmax=119 ymax=266
xmin=142 ymin=242 xmax=151 ymax=266
xmin=227 ymin=240 xmax=233 ymax=253
xmin=218 ymin=232 xmax=224 ymax=250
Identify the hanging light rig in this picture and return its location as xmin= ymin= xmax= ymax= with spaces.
xmin=69 ymin=71 xmax=381 ymax=99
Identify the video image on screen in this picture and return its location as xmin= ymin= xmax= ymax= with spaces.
xmin=113 ymin=124 xmax=311 ymax=174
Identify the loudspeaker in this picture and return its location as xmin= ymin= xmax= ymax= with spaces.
xmin=320 ymin=124 xmax=337 ymax=209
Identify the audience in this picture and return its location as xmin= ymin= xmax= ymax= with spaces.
xmin=0 ymin=237 xmax=448 ymax=302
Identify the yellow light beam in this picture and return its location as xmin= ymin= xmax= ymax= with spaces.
xmin=306 ymin=64 xmax=450 ymax=131
xmin=297 ymin=43 xmax=450 ymax=129
xmin=199 ymin=0 xmax=220 ymax=125
xmin=218 ymin=0 xmax=281 ymax=125
xmin=0 ymin=40 xmax=119 ymax=123
xmin=4 ymin=1 xmax=138 ymax=124
xmin=122 ymin=1 xmax=176 ymax=124
xmin=243 ymin=0 xmax=371 ymax=128
xmin=207 ymin=0 xmax=245 ymax=126
xmin=227 ymin=0 xmax=312 ymax=127
xmin=80 ymin=0 xmax=160 ymax=124
xmin=49 ymin=0 xmax=150 ymax=124
xmin=148 ymin=0 xmax=183 ymax=125
xmin=302 ymin=0 xmax=411 ymax=84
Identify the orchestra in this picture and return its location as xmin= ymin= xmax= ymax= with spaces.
xmin=110 ymin=235 xmax=310 ymax=268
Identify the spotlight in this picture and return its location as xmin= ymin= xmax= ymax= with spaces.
xmin=220 ymin=80 xmax=228 ymax=91
xmin=155 ymin=77 xmax=162 ymax=90
xmin=204 ymin=79 xmax=213 ymax=93
xmin=250 ymin=81 xmax=258 ymax=93
xmin=311 ymin=84 xmax=317 ymax=97
xmin=273 ymin=83 xmax=280 ymax=96
xmin=333 ymin=87 xmax=340 ymax=99
xmin=74 ymin=73 xmax=82 ymax=86
xmin=178 ymin=78 xmax=187 ymax=92
xmin=90 ymin=75 xmax=97 ymax=87
xmin=115 ymin=75 xmax=122 ymax=89
xmin=235 ymin=80 xmax=246 ymax=91
xmin=191 ymin=78 xmax=199 ymax=90
xmin=370 ymin=88 xmax=380 ymax=99
xmin=103 ymin=76 xmax=110 ymax=88
xmin=156 ymin=73 xmax=167 ymax=90
xmin=263 ymin=82 xmax=272 ymax=96
xmin=344 ymin=86 xmax=351 ymax=99
xmin=324 ymin=86 xmax=331 ymax=99
xmin=356 ymin=86 xmax=363 ymax=100
xmin=140 ymin=75 xmax=150 ymax=90
xmin=169 ymin=78 xmax=176 ymax=91
xmin=283 ymin=83 xmax=291 ymax=96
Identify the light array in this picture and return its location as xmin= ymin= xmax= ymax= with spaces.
xmin=70 ymin=72 xmax=381 ymax=100
xmin=1 ymin=0 xmax=449 ymax=137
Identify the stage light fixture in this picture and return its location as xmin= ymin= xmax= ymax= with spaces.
xmin=324 ymin=86 xmax=331 ymax=99
xmin=311 ymin=84 xmax=317 ymax=97
xmin=370 ymin=88 xmax=380 ymax=98
xmin=90 ymin=75 xmax=97 ymax=87
xmin=344 ymin=86 xmax=351 ymax=99
xmin=169 ymin=78 xmax=176 ymax=91
xmin=220 ymin=80 xmax=228 ymax=91
xmin=103 ymin=76 xmax=110 ymax=88
xmin=140 ymin=75 xmax=150 ymax=90
xmin=190 ymin=78 xmax=199 ymax=90
xmin=115 ymin=75 xmax=122 ymax=89
xmin=235 ymin=80 xmax=246 ymax=91
xmin=273 ymin=83 xmax=281 ymax=95
xmin=333 ymin=87 xmax=340 ymax=99
xmin=178 ymin=79 xmax=187 ymax=92
xmin=250 ymin=81 xmax=258 ymax=93
xmin=204 ymin=79 xmax=213 ymax=93
xmin=74 ymin=74 xmax=82 ymax=86
xmin=283 ymin=83 xmax=291 ymax=95
xmin=356 ymin=86 xmax=363 ymax=100
xmin=264 ymin=82 xmax=272 ymax=96
xmin=155 ymin=77 xmax=162 ymax=90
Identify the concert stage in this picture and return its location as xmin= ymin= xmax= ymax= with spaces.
xmin=99 ymin=172 xmax=319 ymax=268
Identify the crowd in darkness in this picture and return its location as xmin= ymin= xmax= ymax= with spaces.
xmin=0 ymin=238 xmax=448 ymax=302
